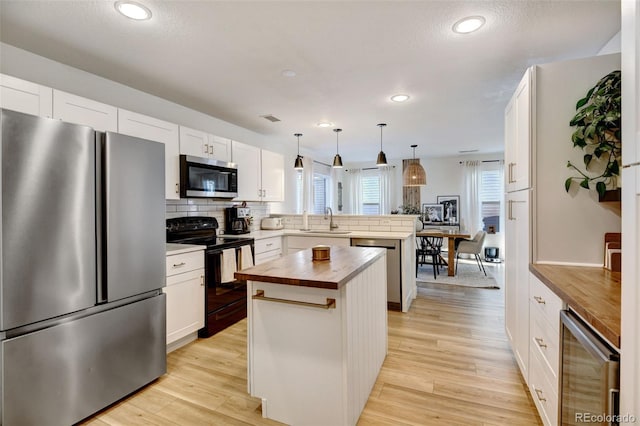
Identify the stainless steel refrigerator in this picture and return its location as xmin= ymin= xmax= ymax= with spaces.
xmin=0 ymin=108 xmax=167 ymax=425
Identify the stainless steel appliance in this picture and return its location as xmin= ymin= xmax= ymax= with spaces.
xmin=0 ymin=109 xmax=167 ymax=425
xmin=350 ymin=238 xmax=401 ymax=310
xmin=560 ymin=310 xmax=620 ymax=425
xmin=166 ymin=216 xmax=254 ymax=337
xmin=179 ymin=154 xmax=238 ymax=198
xmin=225 ymin=206 xmax=251 ymax=234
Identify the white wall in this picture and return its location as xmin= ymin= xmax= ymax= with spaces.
xmin=534 ymin=54 xmax=621 ymax=265
xmin=598 ymin=30 xmax=622 ymax=55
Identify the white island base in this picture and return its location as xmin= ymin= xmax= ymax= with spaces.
xmin=241 ymin=247 xmax=387 ymax=426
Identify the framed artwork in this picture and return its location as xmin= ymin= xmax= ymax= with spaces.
xmin=422 ymin=203 xmax=444 ymax=223
xmin=437 ymin=195 xmax=460 ymax=224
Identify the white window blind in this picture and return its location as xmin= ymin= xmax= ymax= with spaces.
xmin=295 ymin=170 xmax=303 ymax=214
xmin=313 ymin=173 xmax=327 ymax=214
xmin=362 ymin=173 xmax=380 ymax=215
xmin=480 ymin=169 xmax=502 ymax=231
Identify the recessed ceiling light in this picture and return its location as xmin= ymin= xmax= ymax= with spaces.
xmin=115 ymin=1 xmax=152 ymax=20
xmin=282 ymin=69 xmax=297 ymax=77
xmin=317 ymin=122 xmax=334 ymax=128
xmin=452 ymin=16 xmax=485 ymax=34
xmin=391 ymin=94 xmax=410 ymax=102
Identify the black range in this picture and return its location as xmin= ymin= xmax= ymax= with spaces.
xmin=166 ymin=216 xmax=254 ymax=337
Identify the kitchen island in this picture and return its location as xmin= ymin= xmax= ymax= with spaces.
xmin=235 ymin=246 xmax=387 ymax=426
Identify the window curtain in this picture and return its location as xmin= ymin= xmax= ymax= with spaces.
xmin=301 ymin=156 xmax=315 ymax=214
xmin=379 ymin=165 xmax=394 ymax=215
xmin=345 ymin=168 xmax=362 ymax=214
xmin=462 ymin=160 xmax=482 ymax=234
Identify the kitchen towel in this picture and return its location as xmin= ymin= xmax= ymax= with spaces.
xmin=221 ymin=248 xmax=237 ymax=283
xmin=240 ymin=245 xmax=254 ymax=269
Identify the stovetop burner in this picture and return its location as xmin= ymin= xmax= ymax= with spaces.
xmin=167 ymin=216 xmax=253 ymax=251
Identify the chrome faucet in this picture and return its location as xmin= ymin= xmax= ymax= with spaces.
xmin=325 ymin=207 xmax=338 ymax=230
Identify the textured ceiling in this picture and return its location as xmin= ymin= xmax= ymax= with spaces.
xmin=0 ymin=0 xmax=620 ymax=162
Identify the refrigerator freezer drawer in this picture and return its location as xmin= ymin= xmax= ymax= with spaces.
xmin=1 ymin=294 xmax=166 ymax=426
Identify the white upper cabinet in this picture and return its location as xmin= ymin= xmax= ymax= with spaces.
xmin=209 ymin=135 xmax=231 ymax=163
xmin=119 ymin=109 xmax=180 ymax=200
xmin=232 ymin=141 xmax=284 ymax=202
xmin=0 ymin=73 xmax=52 ymax=118
xmin=179 ymin=126 xmax=230 ymax=162
xmin=505 ymin=68 xmax=532 ymax=192
xmin=53 ymin=89 xmax=117 ymax=132
xmin=232 ymin=141 xmax=262 ymax=201
xmin=261 ymin=149 xmax=285 ymax=202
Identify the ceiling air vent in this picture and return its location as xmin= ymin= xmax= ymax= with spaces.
xmin=458 ymin=149 xmax=479 ymax=153
xmin=260 ymin=114 xmax=281 ymax=122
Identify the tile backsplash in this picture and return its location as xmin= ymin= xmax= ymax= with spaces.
xmin=166 ymin=199 xmax=270 ymax=233
xmin=271 ymin=214 xmax=419 ymax=233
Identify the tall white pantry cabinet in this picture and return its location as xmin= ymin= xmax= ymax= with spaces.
xmin=621 ymin=0 xmax=640 ymax=419
xmin=504 ymin=53 xmax=622 ymax=425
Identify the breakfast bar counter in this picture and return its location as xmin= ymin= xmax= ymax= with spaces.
xmin=239 ymin=246 xmax=387 ymax=426
xmin=529 ymin=263 xmax=621 ymax=348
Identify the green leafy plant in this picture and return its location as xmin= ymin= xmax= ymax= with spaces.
xmin=399 ymin=204 xmax=420 ymax=215
xmin=565 ymin=70 xmax=621 ymax=198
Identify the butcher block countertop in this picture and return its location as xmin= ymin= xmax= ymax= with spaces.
xmin=530 ymin=263 xmax=621 ymax=348
xmin=235 ymin=246 xmax=385 ymax=290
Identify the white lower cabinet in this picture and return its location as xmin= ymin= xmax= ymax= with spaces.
xmin=529 ymin=272 xmax=563 ymax=426
xmin=165 ymin=248 xmax=205 ymax=351
xmin=285 ymin=235 xmax=350 ymax=254
xmin=254 ymin=236 xmax=282 ymax=265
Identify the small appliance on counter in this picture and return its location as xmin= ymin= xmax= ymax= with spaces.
xmin=225 ymin=206 xmax=251 ymax=234
xmin=261 ymin=217 xmax=284 ymax=230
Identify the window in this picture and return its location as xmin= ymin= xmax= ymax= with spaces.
xmin=361 ymin=172 xmax=380 ymax=215
xmin=313 ymin=173 xmax=328 ymax=214
xmin=295 ymin=170 xmax=303 ymax=214
xmin=479 ymin=168 xmax=502 ymax=232
xmin=294 ymin=161 xmax=332 ymax=214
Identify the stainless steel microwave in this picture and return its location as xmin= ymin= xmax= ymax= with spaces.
xmin=179 ymin=155 xmax=238 ymax=198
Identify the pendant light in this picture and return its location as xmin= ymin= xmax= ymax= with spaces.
xmin=294 ymin=133 xmax=304 ymax=170
xmin=403 ymin=144 xmax=427 ymax=186
xmin=332 ymin=128 xmax=343 ymax=168
xmin=376 ymin=123 xmax=388 ymax=167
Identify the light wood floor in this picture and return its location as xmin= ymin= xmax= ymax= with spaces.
xmin=83 ymin=264 xmax=541 ymax=426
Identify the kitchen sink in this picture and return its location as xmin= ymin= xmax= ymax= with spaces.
xmin=302 ymin=230 xmax=352 ymax=234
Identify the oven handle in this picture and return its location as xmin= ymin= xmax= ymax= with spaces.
xmin=560 ymin=310 xmax=617 ymax=363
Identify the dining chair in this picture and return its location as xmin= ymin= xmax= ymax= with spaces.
xmin=455 ymin=231 xmax=487 ymax=276
xmin=416 ymin=236 xmax=445 ymax=279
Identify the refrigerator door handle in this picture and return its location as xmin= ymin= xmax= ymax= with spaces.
xmin=96 ymin=132 xmax=107 ymax=303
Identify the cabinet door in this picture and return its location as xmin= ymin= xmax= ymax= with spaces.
xmin=53 ymin=89 xmax=117 ymax=132
xmin=232 ymin=140 xmax=261 ymax=201
xmin=506 ymin=69 xmax=532 ymax=192
xmin=119 ymin=109 xmax=180 ymax=200
xmin=504 ymin=96 xmax=517 ymax=192
xmin=165 ymin=269 xmax=205 ymax=345
xmin=261 ymin=149 xmax=285 ymax=202
xmin=0 ymin=74 xmax=52 ymax=117
xmin=209 ymin=135 xmax=231 ymax=162
xmin=506 ymin=189 xmax=531 ymax=380
xmin=179 ymin=126 xmax=209 ymax=158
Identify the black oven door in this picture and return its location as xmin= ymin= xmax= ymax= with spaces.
xmin=180 ymin=155 xmax=238 ymax=198
xmin=560 ymin=310 xmax=620 ymax=425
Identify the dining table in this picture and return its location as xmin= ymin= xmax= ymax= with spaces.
xmin=416 ymin=229 xmax=471 ymax=276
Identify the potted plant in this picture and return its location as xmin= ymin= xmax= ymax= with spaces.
xmin=564 ymin=70 xmax=621 ymax=198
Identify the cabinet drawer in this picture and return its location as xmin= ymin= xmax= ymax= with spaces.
xmin=255 ymin=236 xmax=282 ymax=254
xmin=529 ymin=339 xmax=559 ymax=426
xmin=166 ymin=250 xmax=204 ymax=277
xmin=530 ymin=311 xmax=560 ymax=379
xmin=255 ymin=251 xmax=282 ymax=265
xmin=530 ymin=274 xmax=563 ymax=330
xmin=286 ymin=236 xmax=350 ymax=249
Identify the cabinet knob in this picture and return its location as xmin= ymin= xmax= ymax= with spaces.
xmin=172 ymin=262 xmax=186 ymax=268
xmin=175 ymin=183 xmax=179 ymax=194
xmin=204 ymin=144 xmax=209 ymax=155
xmin=533 ymin=296 xmax=545 ymax=304
xmin=200 ymin=275 xmax=204 ymax=286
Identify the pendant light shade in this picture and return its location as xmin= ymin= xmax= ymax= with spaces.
xmin=403 ymin=144 xmax=427 ymax=186
xmin=294 ymin=133 xmax=304 ymax=170
xmin=376 ymin=123 xmax=388 ymax=167
xmin=332 ymin=128 xmax=343 ymax=168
